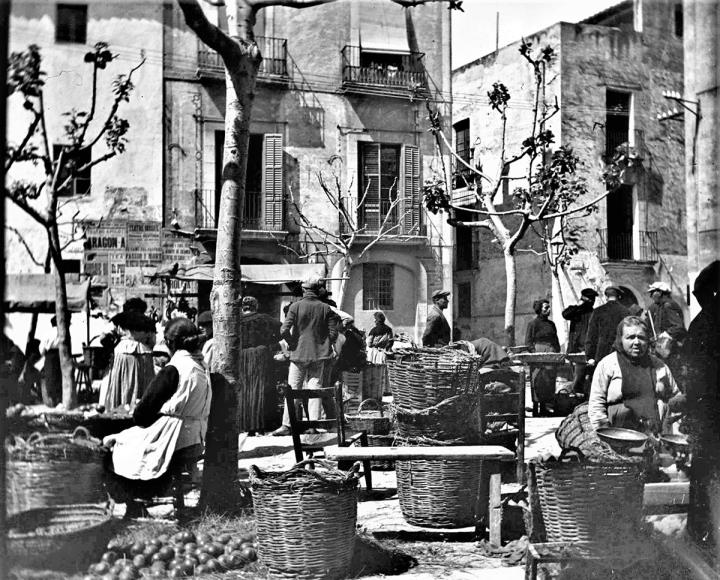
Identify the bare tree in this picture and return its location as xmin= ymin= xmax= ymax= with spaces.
xmin=175 ymin=0 xmax=461 ymax=511
xmin=424 ymin=41 xmax=637 ymax=346
xmin=278 ymin=165 xmax=417 ymax=306
xmin=4 ymin=43 xmax=143 ymax=408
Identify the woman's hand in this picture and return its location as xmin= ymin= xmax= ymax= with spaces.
xmin=102 ymin=434 xmax=117 ymax=449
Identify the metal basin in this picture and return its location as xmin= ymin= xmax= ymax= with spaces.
xmin=596 ymin=427 xmax=648 ymax=453
xmin=660 ymin=433 xmax=689 ymax=454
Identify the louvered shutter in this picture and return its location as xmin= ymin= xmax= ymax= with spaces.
xmin=263 ymin=133 xmax=284 ymax=230
xmin=360 ymin=143 xmax=381 ymax=230
xmin=403 ymin=145 xmax=421 ymax=234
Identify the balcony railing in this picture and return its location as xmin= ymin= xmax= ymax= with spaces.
xmin=597 ymin=228 xmax=658 ymax=262
xmin=604 ymin=128 xmax=646 ymax=163
xmin=198 ymin=36 xmax=288 ymax=80
xmin=195 ymin=189 xmax=284 ymax=231
xmin=338 ymin=196 xmax=425 ymax=237
xmin=341 ymin=46 xmax=426 ymax=91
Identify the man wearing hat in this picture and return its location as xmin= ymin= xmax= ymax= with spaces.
xmin=423 ymin=289 xmax=451 ymax=347
xmin=273 ymin=276 xmax=339 ymax=436
xmin=584 ymin=286 xmax=630 ymax=368
xmin=646 ymin=281 xmax=685 ymax=340
xmin=562 ymin=288 xmax=599 ymax=394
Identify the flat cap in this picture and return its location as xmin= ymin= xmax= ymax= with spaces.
xmin=604 ymin=286 xmax=623 ymax=297
xmin=432 ymin=289 xmax=451 ymax=300
xmin=580 ymin=288 xmax=599 ymax=299
xmin=648 ymin=281 xmax=671 ymax=294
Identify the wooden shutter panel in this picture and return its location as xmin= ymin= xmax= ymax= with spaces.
xmin=263 ymin=133 xmax=284 ymax=230
xmin=403 ymin=145 xmax=421 ymax=233
xmin=361 ymin=143 xmax=381 ymax=230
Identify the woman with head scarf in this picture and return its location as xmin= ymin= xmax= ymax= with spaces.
xmin=367 ymin=311 xmax=393 ymax=364
xmin=525 ymin=298 xmax=560 ymax=415
xmin=103 ymin=318 xmax=212 ymax=516
xmin=588 ymin=316 xmax=682 ymax=431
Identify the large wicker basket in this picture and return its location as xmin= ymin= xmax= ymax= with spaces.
xmin=8 ymin=502 xmax=116 ymax=571
xmin=393 ymin=394 xmax=480 ymax=442
xmin=387 ymin=348 xmax=483 ymax=411
xmin=367 ymin=433 xmax=396 ymax=470
xmin=342 ymin=366 xmax=385 ymax=414
xmin=250 ymin=459 xmax=361 ymax=580
xmin=6 ymin=427 xmax=108 ymax=515
xmin=530 ymin=449 xmax=646 ymax=544
xmin=395 ymin=436 xmax=484 ymax=528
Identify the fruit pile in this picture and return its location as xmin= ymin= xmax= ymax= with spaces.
xmin=84 ymin=530 xmax=258 ymax=578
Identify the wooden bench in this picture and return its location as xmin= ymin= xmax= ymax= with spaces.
xmin=324 ymin=444 xmax=515 ymax=546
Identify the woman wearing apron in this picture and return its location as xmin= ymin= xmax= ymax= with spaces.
xmin=525 ymin=299 xmax=561 ymax=416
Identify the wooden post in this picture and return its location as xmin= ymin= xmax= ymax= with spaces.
xmin=517 ymin=368 xmax=526 ymax=483
xmin=487 ymin=460 xmax=503 ymax=546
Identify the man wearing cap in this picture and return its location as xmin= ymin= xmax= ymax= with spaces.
xmin=423 ymin=290 xmax=451 ymax=347
xmin=646 ymin=281 xmax=685 ymax=340
xmin=562 ymin=288 xmax=599 ymax=394
xmin=273 ymin=276 xmax=339 ymax=436
xmin=584 ymin=286 xmax=630 ymax=368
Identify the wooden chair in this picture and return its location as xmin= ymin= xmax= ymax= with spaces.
xmin=284 ymin=382 xmax=372 ymax=490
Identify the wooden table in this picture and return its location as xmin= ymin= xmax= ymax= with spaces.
xmin=325 ymin=444 xmax=515 ymax=545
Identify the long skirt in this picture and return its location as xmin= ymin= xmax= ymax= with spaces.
xmin=41 ymin=349 xmax=62 ymax=407
xmin=530 ymin=343 xmax=558 ymax=404
xmin=104 ymin=352 xmax=155 ymax=411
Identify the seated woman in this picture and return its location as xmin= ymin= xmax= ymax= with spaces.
xmin=103 ymin=318 xmax=212 ymax=516
xmin=588 ymin=316 xmax=683 ymax=432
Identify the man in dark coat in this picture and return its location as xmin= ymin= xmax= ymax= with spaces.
xmin=272 ymin=276 xmax=339 ymax=436
xmin=584 ymin=286 xmax=630 ymax=367
xmin=562 ymin=288 xmax=598 ymax=394
xmin=645 ymin=281 xmax=685 ymax=340
xmin=423 ymin=289 xmax=451 ymax=347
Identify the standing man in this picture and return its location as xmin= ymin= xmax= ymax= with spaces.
xmin=272 ymin=277 xmax=339 ymax=436
xmin=646 ymin=281 xmax=685 ymax=340
xmin=562 ymin=288 xmax=599 ymax=395
xmin=585 ymin=286 xmax=630 ymax=369
xmin=197 ymin=311 xmax=215 ymax=370
xmin=423 ymin=289 xmax=451 ymax=347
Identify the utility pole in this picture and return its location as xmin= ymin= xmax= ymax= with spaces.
xmin=495 ymin=11 xmax=499 ymax=52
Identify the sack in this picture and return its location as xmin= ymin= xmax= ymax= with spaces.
xmin=553 ymin=389 xmax=584 ymax=417
xmin=654 ymin=331 xmax=675 ymax=359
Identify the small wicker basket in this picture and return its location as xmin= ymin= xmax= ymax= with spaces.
xmin=393 ymin=394 xmax=480 ymax=442
xmin=395 ymin=436 xmax=484 ymax=528
xmin=345 ymin=398 xmax=391 ymax=435
xmin=8 ymin=502 xmax=116 ymax=571
xmin=250 ymin=459 xmax=361 ymax=580
xmin=6 ymin=427 xmax=108 ymax=515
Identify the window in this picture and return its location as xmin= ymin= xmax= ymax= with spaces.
xmin=674 ymin=4 xmax=683 ymax=38
xmin=359 ymin=142 xmax=401 ymax=230
xmin=457 ymin=282 xmax=472 ymax=319
xmin=605 ymin=90 xmax=631 ymax=160
xmin=455 ymin=209 xmax=476 ymax=271
xmin=56 ymin=4 xmax=87 ymax=44
xmin=453 ymin=119 xmax=472 ymax=189
xmin=501 ymin=165 xmax=510 ymax=198
xmin=363 ymin=263 xmax=393 ymax=310
xmin=61 ymin=259 xmax=81 ymax=274
xmin=53 ymin=145 xmax=91 ymax=196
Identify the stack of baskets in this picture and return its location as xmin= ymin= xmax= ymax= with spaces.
xmin=5 ymin=426 xmax=113 ymax=571
xmin=387 ymin=348 xmax=485 ymax=528
xmin=250 ymin=460 xmax=361 ymax=579
xmin=345 ymin=399 xmax=394 ymax=470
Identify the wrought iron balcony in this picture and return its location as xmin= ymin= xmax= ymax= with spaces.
xmin=338 ymin=196 xmax=425 ymax=237
xmin=604 ymin=128 xmax=646 ymax=163
xmin=340 ymin=46 xmax=426 ymax=94
xmin=197 ymin=37 xmax=288 ymax=81
xmin=597 ymin=228 xmax=658 ymax=262
xmin=195 ymin=189 xmax=285 ymax=231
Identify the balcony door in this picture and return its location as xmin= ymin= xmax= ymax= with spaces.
xmin=607 ymin=184 xmax=634 ymax=260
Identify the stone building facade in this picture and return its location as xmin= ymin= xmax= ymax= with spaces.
xmin=451 ymin=0 xmax=687 ymax=345
xmin=6 ymin=1 xmax=454 ymax=342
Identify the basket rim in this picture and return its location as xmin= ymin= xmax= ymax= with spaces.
xmin=7 ymin=502 xmax=113 ymax=540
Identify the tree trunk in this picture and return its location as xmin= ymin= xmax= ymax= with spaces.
xmin=335 ymin=254 xmax=352 ymax=309
xmin=550 ymin=267 xmax=568 ymax=349
xmin=503 ymin=248 xmax=517 ymax=347
xmin=199 ymin=49 xmax=259 ymax=512
xmin=49 ymin=228 xmax=76 ymax=408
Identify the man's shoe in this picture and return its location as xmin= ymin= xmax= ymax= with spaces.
xmin=271 ymin=425 xmax=291 ymax=436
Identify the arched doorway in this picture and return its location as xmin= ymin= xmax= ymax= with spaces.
xmin=618 ymin=285 xmax=639 ymax=310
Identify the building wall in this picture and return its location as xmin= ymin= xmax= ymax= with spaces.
xmin=164 ymin=0 xmax=454 ymax=333
xmin=6 ymin=1 xmax=164 ymax=276
xmin=451 ymin=1 xmax=688 ymax=343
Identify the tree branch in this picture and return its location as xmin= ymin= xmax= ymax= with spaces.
xmin=539 ymin=189 xmax=612 ymax=220
xmin=177 ymin=0 xmax=242 ymax=55
xmin=5 ymin=187 xmax=49 ymax=227
xmin=5 ymin=225 xmax=46 ymax=266
xmin=5 ymin=111 xmax=42 ymax=172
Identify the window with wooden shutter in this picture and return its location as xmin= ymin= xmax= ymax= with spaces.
xmin=359 ymin=143 xmax=400 ymax=232
xmin=262 ymin=133 xmax=284 ymax=231
xmin=402 ymin=144 xmax=421 ymax=234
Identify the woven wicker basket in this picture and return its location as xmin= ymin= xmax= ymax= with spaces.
xmin=393 ymin=394 xmax=480 ymax=442
xmin=250 ymin=459 xmax=361 ymax=580
xmin=8 ymin=502 xmax=115 ymax=571
xmin=346 ymin=398 xmax=391 ymax=435
xmin=531 ymin=449 xmax=645 ymax=544
xmin=395 ymin=436 xmax=484 ymax=528
xmin=342 ymin=366 xmax=385 ymax=414
xmin=367 ymin=433 xmax=396 ymax=470
xmin=387 ymin=349 xmax=483 ymax=411
xmin=6 ymin=427 xmax=108 ymax=515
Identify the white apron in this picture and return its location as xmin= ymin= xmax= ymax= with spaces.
xmin=112 ymin=350 xmax=211 ymax=481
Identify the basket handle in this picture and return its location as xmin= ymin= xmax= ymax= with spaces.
xmin=26 ymin=431 xmax=45 ymax=446
xmin=72 ymin=426 xmax=92 ymax=441
xmin=357 ymin=398 xmax=383 ymax=416
xmin=557 ymin=447 xmax=585 ymax=462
